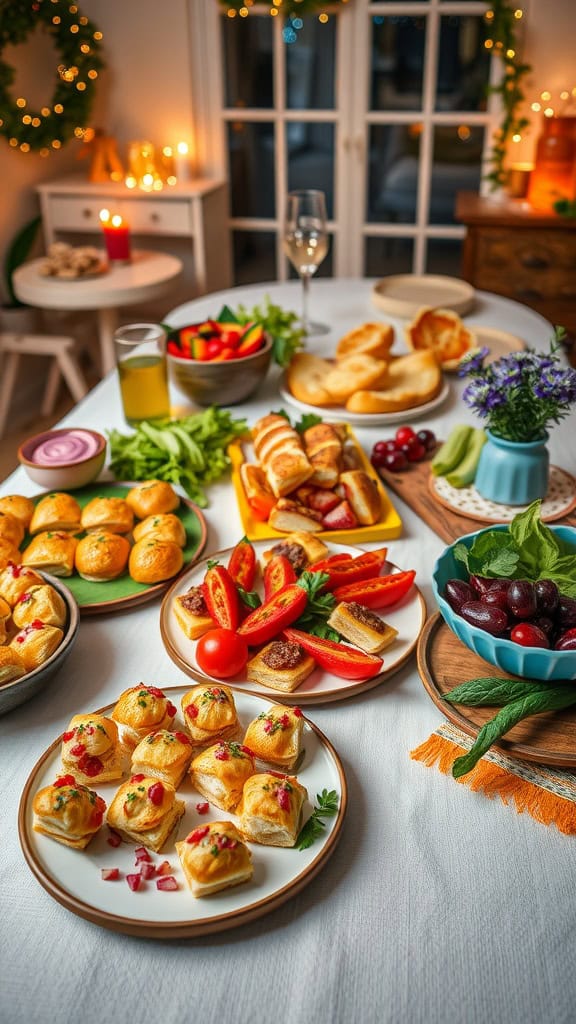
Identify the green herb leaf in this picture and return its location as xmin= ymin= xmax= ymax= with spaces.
xmin=296 ymin=788 xmax=339 ymax=850
xmin=294 ymin=413 xmax=323 ymax=433
xmin=295 ymin=571 xmax=338 ymax=638
xmin=216 ymin=304 xmax=240 ymax=324
xmin=236 ymin=586 xmax=261 ymax=610
xmin=232 ymin=296 xmax=305 ymax=367
xmin=443 ymin=676 xmax=553 ymax=707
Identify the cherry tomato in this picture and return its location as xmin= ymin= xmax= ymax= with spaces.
xmin=510 ymin=622 xmax=550 ymax=648
xmin=395 ymin=425 xmax=416 ymax=445
xmin=205 ymin=338 xmax=224 ymax=359
xmin=196 ymin=628 xmax=248 ymax=678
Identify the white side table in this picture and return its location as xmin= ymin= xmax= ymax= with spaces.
xmin=12 ymin=250 xmax=183 ymax=375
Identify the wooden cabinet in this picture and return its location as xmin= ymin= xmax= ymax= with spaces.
xmin=37 ymin=176 xmax=232 ymax=296
xmin=456 ymin=191 xmax=576 ymax=343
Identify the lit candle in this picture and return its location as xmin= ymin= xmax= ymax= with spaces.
xmin=173 ymin=141 xmax=191 ymax=182
xmin=99 ymin=210 xmax=131 ymax=262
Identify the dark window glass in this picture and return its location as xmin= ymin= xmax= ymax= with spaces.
xmin=287 ymin=122 xmax=335 ymax=218
xmin=370 ymin=17 xmax=426 ymax=111
xmin=227 ymin=122 xmax=275 ymax=218
xmin=223 ymin=16 xmax=273 ymax=109
xmin=285 ymin=16 xmax=336 ymax=109
xmin=428 ymin=124 xmax=483 ymax=224
xmin=425 ymin=238 xmax=464 ymax=278
xmin=365 ymin=237 xmax=414 ymax=277
xmin=232 ymin=231 xmax=277 ymax=286
xmin=367 ymin=124 xmax=421 ymax=224
xmin=435 ymin=16 xmax=490 ymax=112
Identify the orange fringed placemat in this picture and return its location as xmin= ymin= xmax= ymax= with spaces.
xmin=411 ymin=722 xmax=576 ymax=834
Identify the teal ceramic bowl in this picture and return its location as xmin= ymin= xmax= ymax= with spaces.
xmin=432 ymin=524 xmax=576 ymax=682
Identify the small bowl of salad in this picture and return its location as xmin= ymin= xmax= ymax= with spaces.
xmin=432 ymin=509 xmax=576 ymax=681
xmin=166 ymin=318 xmax=272 ymax=406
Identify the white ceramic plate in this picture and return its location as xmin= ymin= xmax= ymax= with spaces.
xmin=19 ymin=688 xmax=346 ymax=938
xmin=468 ymin=325 xmax=526 ymax=363
xmin=371 ymin=274 xmax=476 ymax=319
xmin=279 ymin=377 xmax=450 ymax=427
xmin=160 ymin=541 xmax=426 ymax=705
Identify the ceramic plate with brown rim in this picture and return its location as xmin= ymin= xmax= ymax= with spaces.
xmin=417 ymin=613 xmax=576 ymax=767
xmin=160 ymin=540 xmax=426 ymax=706
xmin=18 ymin=687 xmax=346 ymax=938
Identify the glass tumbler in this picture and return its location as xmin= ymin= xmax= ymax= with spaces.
xmin=114 ymin=323 xmax=170 ymax=426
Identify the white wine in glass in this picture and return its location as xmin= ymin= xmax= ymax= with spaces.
xmin=283 ymin=189 xmax=330 ymax=336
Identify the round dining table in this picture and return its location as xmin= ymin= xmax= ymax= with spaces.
xmin=2 ymin=278 xmax=575 ymax=1024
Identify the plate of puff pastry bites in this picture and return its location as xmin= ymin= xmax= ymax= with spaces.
xmin=18 ymin=684 xmax=346 ymax=937
xmin=2 ymin=481 xmax=207 ymax=614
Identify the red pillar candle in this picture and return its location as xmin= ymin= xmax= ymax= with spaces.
xmin=100 ymin=211 xmax=131 ymax=261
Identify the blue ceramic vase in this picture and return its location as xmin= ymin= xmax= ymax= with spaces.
xmin=474 ymin=430 xmax=550 ymax=505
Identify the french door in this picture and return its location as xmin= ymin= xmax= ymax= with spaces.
xmin=190 ymin=0 xmax=500 ymax=285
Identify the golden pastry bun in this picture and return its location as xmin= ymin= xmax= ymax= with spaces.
xmin=237 ymin=772 xmax=308 ymax=848
xmin=190 ymin=741 xmax=256 ymax=812
xmin=338 ymin=470 xmax=382 ymax=525
xmin=327 ymin=601 xmax=398 ymax=654
xmin=106 ymin=774 xmax=185 ymax=852
xmin=75 ymin=531 xmax=131 ymax=581
xmin=12 ymin=583 xmax=67 ymax=629
xmin=80 ymin=496 xmax=134 ymax=535
xmin=125 ymin=480 xmax=180 ymax=519
xmin=132 ymin=513 xmax=186 ymax=547
xmin=21 ymin=531 xmax=78 ymax=577
xmin=29 ymin=492 xmax=82 ymax=535
xmin=0 ymin=645 xmax=26 ymax=684
xmin=335 ymin=321 xmax=395 ymax=361
xmin=0 ymin=495 xmax=34 ymax=530
xmin=246 ymin=642 xmax=316 ymax=694
xmin=0 ymin=564 xmax=44 ymax=606
xmin=33 ymin=775 xmax=106 ymax=849
xmin=130 ymin=728 xmax=193 ymax=789
xmin=243 ymin=704 xmax=305 ymax=769
xmin=111 ymin=684 xmax=178 ymax=748
xmin=61 ymin=713 xmax=124 ymax=785
xmin=0 ymin=537 xmax=22 ymax=571
xmin=0 ymin=510 xmax=25 ymax=547
xmin=181 ymin=684 xmax=240 ymax=745
xmin=176 ymin=821 xmax=253 ymax=897
xmin=285 ymin=353 xmax=337 ymax=407
xmin=406 ymin=306 xmax=476 ymax=370
xmin=128 ymin=538 xmax=183 ymax=584
xmin=10 ymin=620 xmax=63 ymax=670
xmin=345 ymin=349 xmax=442 ymax=414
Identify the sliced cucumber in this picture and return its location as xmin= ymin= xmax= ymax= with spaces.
xmin=445 ymin=429 xmax=487 ymax=487
xmin=431 ymin=425 xmax=474 ymax=477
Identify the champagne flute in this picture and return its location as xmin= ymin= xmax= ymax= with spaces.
xmin=283 ymin=189 xmax=330 ymax=336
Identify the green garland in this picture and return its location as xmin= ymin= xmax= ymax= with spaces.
xmin=0 ymin=0 xmax=105 ymax=154
xmin=219 ymin=0 xmax=348 ymax=17
xmin=484 ymin=1 xmax=532 ymax=190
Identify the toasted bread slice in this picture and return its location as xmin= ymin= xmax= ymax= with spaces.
xmin=324 ymin=354 xmax=389 ymax=404
xmin=339 ymin=470 xmax=382 ymax=525
xmin=345 ymin=349 xmax=442 ymax=414
xmin=265 ymin=450 xmax=314 ymax=498
xmin=268 ymin=499 xmax=323 ymax=534
xmin=336 ymin=322 xmax=395 ymax=361
xmin=286 ymin=353 xmax=337 ymax=407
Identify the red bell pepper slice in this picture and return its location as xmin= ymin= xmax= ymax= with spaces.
xmin=333 ymin=569 xmax=416 ymax=609
xmin=308 ymin=553 xmax=353 ymax=572
xmin=283 ymin=628 xmax=383 ymax=680
xmin=237 ymin=584 xmax=307 ymax=646
xmin=309 ymin=548 xmax=388 ymax=591
xmin=263 ymin=554 xmax=297 ymax=600
xmin=227 ymin=538 xmax=257 ymax=591
xmin=202 ymin=565 xmax=241 ymax=630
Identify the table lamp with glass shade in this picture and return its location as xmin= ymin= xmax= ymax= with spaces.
xmin=283 ymin=189 xmax=330 ymax=336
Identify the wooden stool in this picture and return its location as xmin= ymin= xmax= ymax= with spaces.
xmin=0 ymin=332 xmax=89 ymax=439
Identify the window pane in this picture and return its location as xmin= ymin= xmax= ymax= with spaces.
xmin=222 ymin=16 xmax=273 ymax=109
xmin=286 ymin=16 xmax=336 ymax=110
xmin=425 ymin=238 xmax=464 ymax=278
xmin=233 ymin=231 xmax=277 ymax=286
xmin=436 ymin=16 xmax=490 ymax=112
xmin=287 ymin=122 xmax=335 ymax=218
xmin=371 ymin=16 xmax=426 ymax=111
xmin=365 ymin=237 xmax=414 ymax=277
xmin=228 ymin=122 xmax=275 ymax=218
xmin=287 ymin=235 xmax=334 ymax=279
xmin=428 ymin=125 xmax=484 ymax=224
xmin=367 ymin=124 xmax=420 ymax=224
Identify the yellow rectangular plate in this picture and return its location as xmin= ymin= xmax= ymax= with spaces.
xmin=228 ymin=425 xmax=402 ymax=544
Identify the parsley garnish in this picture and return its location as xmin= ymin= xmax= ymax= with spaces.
xmin=295 ymin=572 xmax=340 ymax=640
xmin=296 ymin=789 xmax=339 ymax=851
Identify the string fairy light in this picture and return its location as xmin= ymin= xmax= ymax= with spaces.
xmin=218 ymin=0 xmax=348 ymax=20
xmin=483 ymin=1 xmax=532 ymax=190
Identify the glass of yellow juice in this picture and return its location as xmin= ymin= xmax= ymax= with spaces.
xmin=114 ymin=323 xmax=171 ymax=425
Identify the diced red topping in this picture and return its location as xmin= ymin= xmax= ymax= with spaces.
xmin=84 ymin=725 xmax=95 ymax=736
xmin=70 ymin=742 xmax=86 ymax=757
xmin=276 ymin=786 xmax=291 ymax=811
xmin=267 ymin=770 xmax=289 ymax=779
xmin=187 ymin=826 xmax=210 ymax=844
xmin=241 ymin=745 xmax=255 ymax=759
xmin=77 ymin=753 xmax=103 ymax=778
xmin=167 ymin=702 xmax=177 ymax=718
xmin=293 ymin=707 xmax=303 ymax=718
xmin=280 ymin=714 xmax=290 ymax=729
xmin=126 ymin=873 xmax=143 ymax=891
xmin=156 ymin=876 xmax=178 ymax=891
xmin=107 ymin=829 xmax=122 ymax=848
xmin=196 ymin=801 xmax=209 ymax=815
xmin=216 ymin=835 xmax=238 ymax=850
xmin=54 ymin=774 xmax=76 ymax=788
xmin=148 ymin=781 xmax=165 ymax=805
xmin=17 ymin=592 xmax=31 ymax=605
xmin=214 ymin=745 xmax=229 ymax=761
xmin=30 ymin=619 xmax=44 ymax=631
xmin=130 ymin=774 xmax=146 ymax=783
xmin=156 ymin=860 xmax=172 ymax=876
xmin=263 ymin=720 xmax=272 ymax=734
xmin=173 ymin=731 xmax=191 ymax=745
xmin=62 ymin=730 xmax=75 ymax=743
xmin=101 ymin=868 xmax=120 ymax=881
xmin=139 ymin=861 xmax=156 ymax=880
xmin=145 ymin=686 xmax=166 ymax=699
xmin=135 ymin=846 xmax=152 ymax=863
xmin=185 ymin=704 xmax=199 ymax=719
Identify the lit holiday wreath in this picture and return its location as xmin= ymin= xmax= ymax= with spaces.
xmin=0 ymin=0 xmax=105 ymax=155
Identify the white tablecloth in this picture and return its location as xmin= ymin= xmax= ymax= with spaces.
xmin=2 ymin=280 xmax=575 ymax=1024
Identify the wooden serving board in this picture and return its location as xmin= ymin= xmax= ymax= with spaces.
xmin=377 ymin=451 xmax=576 ymax=545
xmin=417 ymin=613 xmax=576 ymax=767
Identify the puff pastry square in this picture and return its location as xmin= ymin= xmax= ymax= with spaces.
xmin=12 ymin=583 xmax=67 ymax=629
xmin=190 ymin=741 xmax=255 ymax=812
xmin=173 ymin=587 xmax=214 ymax=641
xmin=33 ymin=774 xmax=107 ymax=849
xmin=242 ymin=705 xmax=305 ymax=771
xmin=237 ymin=772 xmax=308 ymax=848
xmin=106 ymin=774 xmax=185 ymax=853
xmin=111 ymin=684 xmax=178 ymax=749
xmin=10 ymin=620 xmax=63 ymax=671
xmin=131 ymin=729 xmax=193 ymax=789
xmin=61 ymin=713 xmax=124 ymax=785
xmin=0 ymin=564 xmax=44 ymax=606
xmin=176 ymin=821 xmax=253 ymax=898
xmin=181 ymin=684 xmax=240 ymax=746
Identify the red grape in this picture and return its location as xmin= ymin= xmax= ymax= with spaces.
xmin=507 ymin=580 xmax=537 ymax=620
xmin=510 ymin=623 xmax=550 ymax=648
xmin=555 ymin=628 xmax=576 ymax=651
xmin=405 ymin=442 xmax=426 ymax=463
xmin=383 ymin=451 xmax=408 ymax=471
xmin=416 ymin=429 xmax=436 ymax=451
xmin=395 ymin=426 xmax=416 ymax=445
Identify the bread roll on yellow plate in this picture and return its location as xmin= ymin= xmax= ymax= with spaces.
xmin=345 ymin=349 xmax=442 ymax=414
xmin=0 ymin=564 xmax=44 ymax=606
xmin=61 ymin=713 xmax=124 ymax=785
xmin=336 ymin=322 xmax=395 ymax=361
xmin=0 ymin=495 xmax=34 ymax=531
xmin=10 ymin=620 xmax=63 ymax=671
xmin=29 ymin=492 xmax=82 ymax=535
xmin=80 ymin=496 xmax=134 ymax=535
xmin=0 ymin=510 xmax=25 ymax=547
xmin=285 ymin=353 xmax=337 ymax=407
xmin=268 ymin=497 xmax=323 ymax=535
xmin=243 ymin=704 xmax=305 ymax=769
xmin=176 ymin=820 xmax=253 ymax=897
xmin=338 ymin=470 xmax=382 ymax=525
xmin=125 ymin=480 xmax=180 ymax=519
xmin=130 ymin=728 xmax=193 ymax=789
xmin=21 ymin=530 xmax=78 ymax=577
xmin=132 ymin=513 xmax=186 ymax=547
xmin=33 ymin=775 xmax=106 ymax=849
xmin=106 ymin=774 xmax=185 ymax=853
xmin=12 ymin=583 xmax=67 ymax=629
xmin=129 ymin=538 xmax=183 ymax=584
xmin=236 ymin=772 xmax=308 ymax=848
xmin=75 ymin=531 xmax=131 ymax=581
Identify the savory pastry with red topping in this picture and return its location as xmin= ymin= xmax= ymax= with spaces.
xmin=0 ymin=646 xmax=26 ymax=684
xmin=181 ymin=684 xmax=239 ymax=747
xmin=128 ymin=538 xmax=183 ymax=584
xmin=125 ymin=480 xmax=180 ymax=519
xmin=12 ymin=583 xmax=67 ymax=630
xmin=173 ymin=586 xmax=214 ymax=640
xmin=243 ymin=705 xmax=305 ymax=771
xmin=10 ymin=620 xmax=63 ymax=671
xmin=106 ymin=773 xmax=185 ymax=853
xmin=190 ymin=741 xmax=255 ymax=812
xmin=61 ymin=713 xmax=124 ymax=785
xmin=111 ymin=684 xmax=178 ymax=749
xmin=0 ymin=536 xmax=22 ymax=571
xmin=29 ymin=492 xmax=82 ymax=535
xmin=33 ymin=774 xmax=106 ymax=849
xmin=80 ymin=496 xmax=134 ymax=535
xmin=0 ymin=596 xmax=11 ymax=644
xmin=0 ymin=495 xmax=34 ymax=531
xmin=75 ymin=531 xmax=131 ymax=582
xmin=21 ymin=530 xmax=78 ymax=577
xmin=130 ymin=729 xmax=193 ymax=789
xmin=237 ymin=772 xmax=308 ymax=848
xmin=0 ymin=563 xmax=44 ymax=606
xmin=0 ymin=510 xmax=25 ymax=548
xmin=327 ymin=601 xmax=398 ymax=654
xmin=133 ymin=513 xmax=186 ymax=547
xmin=246 ymin=640 xmax=315 ymax=693
xmin=176 ymin=821 xmax=253 ymax=898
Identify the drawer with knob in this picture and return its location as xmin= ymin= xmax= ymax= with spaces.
xmin=48 ymin=196 xmax=192 ymax=236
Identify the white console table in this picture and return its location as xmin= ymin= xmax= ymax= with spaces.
xmin=36 ymin=176 xmax=232 ymax=297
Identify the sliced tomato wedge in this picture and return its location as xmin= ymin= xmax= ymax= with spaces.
xmin=202 ymin=565 xmax=241 ymax=630
xmin=309 ymin=548 xmax=388 ymax=591
xmin=308 ymin=553 xmax=353 ymax=571
xmin=263 ymin=554 xmax=297 ymax=600
xmin=237 ymin=584 xmax=307 ymax=646
xmin=333 ymin=569 xmax=416 ymax=609
xmin=283 ymin=627 xmax=383 ymax=680
xmin=227 ymin=538 xmax=257 ymax=591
